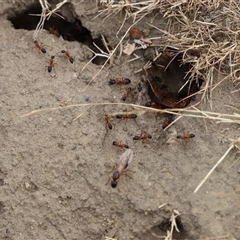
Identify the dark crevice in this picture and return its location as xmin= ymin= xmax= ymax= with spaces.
xmin=8 ymin=3 xmax=107 ymax=65
xmin=146 ymin=48 xmax=204 ymax=108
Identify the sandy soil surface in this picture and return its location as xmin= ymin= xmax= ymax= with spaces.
xmin=0 ymin=1 xmax=240 ymax=239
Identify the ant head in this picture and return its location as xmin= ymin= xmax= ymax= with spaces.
xmin=145 ymin=102 xmax=151 ymax=107
xmin=137 ymin=83 xmax=142 ymax=92
xmin=125 ymin=78 xmax=131 ymax=84
xmin=130 ymin=114 xmax=137 ymax=118
xmin=148 ymin=135 xmax=152 ymax=139
xmin=109 ymin=79 xmax=116 ymax=85
xmin=116 ymin=114 xmax=122 ymax=119
xmin=61 ymin=50 xmax=66 ymax=53
xmin=112 ymin=141 xmax=117 ymax=146
xmin=133 ymin=136 xmax=140 ymax=140
xmin=51 ymin=56 xmax=55 ymax=59
xmin=189 ymin=134 xmax=195 ymax=138
xmin=33 ymin=40 xmax=37 ymax=43
xmin=111 ymin=181 xmax=117 ymax=188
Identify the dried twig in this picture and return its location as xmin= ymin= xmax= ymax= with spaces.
xmin=33 ymin=0 xmax=68 ymax=39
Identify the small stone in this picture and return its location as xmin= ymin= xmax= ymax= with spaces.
xmin=25 ymin=182 xmax=30 ymax=190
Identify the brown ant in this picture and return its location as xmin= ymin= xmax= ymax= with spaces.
xmin=122 ymin=87 xmax=132 ymax=101
xmin=45 ymin=56 xmax=57 ymax=74
xmin=48 ymin=27 xmax=60 ymax=37
xmin=110 ymin=149 xmax=133 ymax=188
xmin=160 ymin=96 xmax=188 ymax=108
xmin=129 ymin=29 xmax=144 ymax=39
xmin=61 ymin=50 xmax=74 ymax=64
xmin=163 ymin=51 xmax=174 ymax=58
xmin=33 ymin=40 xmax=46 ymax=53
xmin=113 ymin=141 xmax=129 ymax=150
xmin=176 ymin=134 xmax=195 ymax=140
xmin=137 ymin=82 xmax=143 ymax=105
xmin=137 ymin=82 xmax=142 ymax=92
xmin=116 ymin=114 xmax=137 ymax=119
xmin=133 ymin=134 xmax=152 ymax=141
xmin=162 ymin=116 xmax=174 ymax=130
xmin=109 ymin=78 xmax=131 ymax=86
xmin=104 ymin=115 xmax=113 ymax=130
xmin=145 ymin=101 xmax=163 ymax=109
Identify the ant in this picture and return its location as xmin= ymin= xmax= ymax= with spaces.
xmin=61 ymin=50 xmax=74 ymax=64
xmin=110 ymin=149 xmax=133 ymax=188
xmin=109 ymin=78 xmax=131 ymax=86
xmin=113 ymin=141 xmax=129 ymax=150
xmin=145 ymin=101 xmax=163 ymax=109
xmin=104 ymin=115 xmax=113 ymax=130
xmin=175 ymin=98 xmax=189 ymax=108
xmin=162 ymin=116 xmax=174 ymax=130
xmin=163 ymin=51 xmax=174 ymax=58
xmin=33 ymin=40 xmax=46 ymax=53
xmin=137 ymin=82 xmax=143 ymax=105
xmin=137 ymin=82 xmax=142 ymax=92
xmin=133 ymin=134 xmax=152 ymax=141
xmin=48 ymin=27 xmax=60 ymax=37
xmin=116 ymin=114 xmax=137 ymax=119
xmin=129 ymin=29 xmax=144 ymax=39
xmin=176 ymin=134 xmax=195 ymax=140
xmin=45 ymin=56 xmax=57 ymax=73
xmin=159 ymin=95 xmax=188 ymax=108
xmin=122 ymin=87 xmax=132 ymax=101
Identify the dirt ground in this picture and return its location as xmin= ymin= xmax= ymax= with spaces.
xmin=0 ymin=1 xmax=240 ymax=239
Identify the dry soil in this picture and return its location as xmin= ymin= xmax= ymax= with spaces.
xmin=0 ymin=1 xmax=240 ymax=240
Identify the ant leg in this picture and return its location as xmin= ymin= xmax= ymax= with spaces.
xmin=105 ymin=176 xmax=111 ymax=186
xmin=109 ymin=85 xmax=117 ymax=93
xmin=122 ymin=169 xmax=136 ymax=179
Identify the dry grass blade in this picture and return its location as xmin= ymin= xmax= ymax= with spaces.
xmin=21 ymin=103 xmax=240 ymax=126
xmin=97 ymin=0 xmax=240 ymax=104
xmin=81 ymin=41 xmax=110 ymax=73
xmin=33 ymin=0 xmax=68 ymax=39
xmin=194 ymin=137 xmax=240 ymax=193
xmin=163 ymin=209 xmax=180 ymax=240
xmin=158 ymin=202 xmax=168 ymax=209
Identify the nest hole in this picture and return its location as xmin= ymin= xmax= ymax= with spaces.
xmin=8 ymin=1 xmax=108 ymax=65
xmin=150 ymin=215 xmax=190 ymax=239
xmin=145 ymin=47 xmax=204 ymax=109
